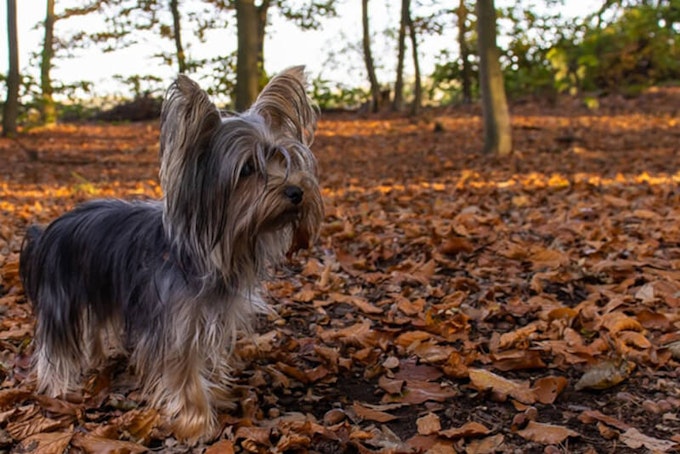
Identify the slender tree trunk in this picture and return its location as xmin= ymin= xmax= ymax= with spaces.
xmin=2 ymin=0 xmax=19 ymax=137
xmin=170 ymin=0 xmax=187 ymax=73
xmin=255 ymin=0 xmax=271 ymax=90
xmin=392 ymin=0 xmax=408 ymax=111
xmin=407 ymin=9 xmax=421 ymax=116
xmin=361 ymin=0 xmax=381 ymax=113
xmin=476 ymin=0 xmax=511 ymax=156
xmin=457 ymin=0 xmax=472 ymax=104
xmin=40 ymin=0 xmax=56 ymax=124
xmin=235 ymin=0 xmax=260 ymax=111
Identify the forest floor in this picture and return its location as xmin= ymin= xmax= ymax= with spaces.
xmin=0 ymin=88 xmax=679 ymax=453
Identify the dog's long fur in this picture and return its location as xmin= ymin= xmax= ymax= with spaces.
xmin=20 ymin=66 xmax=322 ymax=441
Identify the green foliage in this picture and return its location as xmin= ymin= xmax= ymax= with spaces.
xmin=577 ymin=1 xmax=679 ymax=92
xmin=497 ymin=2 xmax=567 ymax=98
xmin=311 ymin=77 xmax=367 ymax=110
xmin=545 ymin=0 xmax=680 ymax=95
xmin=276 ymin=0 xmax=338 ymax=29
xmin=429 ymin=0 xmax=679 ymax=102
xmin=429 ymin=52 xmax=479 ymax=104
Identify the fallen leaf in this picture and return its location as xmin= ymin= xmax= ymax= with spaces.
xmin=577 ymin=409 xmax=631 ymax=430
xmin=378 ymin=375 xmax=405 ymax=394
xmin=574 ymin=360 xmax=635 ymax=391
xmin=465 ymin=433 xmax=506 ymax=453
xmin=352 ymin=402 xmax=399 ymax=422
xmin=516 ymin=420 xmax=579 ymax=444
xmin=439 ymin=421 xmax=490 ymax=439
xmin=205 ymin=439 xmax=236 ymax=454
xmin=15 ymin=431 xmax=73 ymax=454
xmin=416 ymin=413 xmax=441 ymax=435
xmin=620 ymin=427 xmax=677 ymax=452
xmin=468 ymin=368 xmax=535 ymax=404
xmin=532 ymin=376 xmax=568 ymax=404
xmin=70 ymin=433 xmax=148 ymax=453
xmin=382 ymin=380 xmax=456 ymax=404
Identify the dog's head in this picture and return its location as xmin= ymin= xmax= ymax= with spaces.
xmin=159 ymin=66 xmax=323 ymax=283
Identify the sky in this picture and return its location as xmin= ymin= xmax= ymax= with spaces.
xmin=0 ymin=1 xmax=597 ymax=102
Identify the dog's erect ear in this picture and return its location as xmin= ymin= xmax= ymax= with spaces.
xmin=249 ymin=66 xmax=318 ymax=146
xmin=159 ymin=75 xmax=221 ymax=165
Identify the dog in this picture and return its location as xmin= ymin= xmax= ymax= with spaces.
xmin=19 ymin=66 xmax=323 ymax=441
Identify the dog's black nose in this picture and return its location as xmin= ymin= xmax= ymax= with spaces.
xmin=284 ymin=185 xmax=303 ymax=205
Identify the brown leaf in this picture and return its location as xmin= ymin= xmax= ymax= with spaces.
xmin=577 ymin=409 xmax=631 ymax=430
xmin=395 ymin=330 xmax=432 ymax=348
xmin=531 ymin=375 xmax=568 ymax=404
xmin=34 ymin=395 xmax=83 ymax=417
xmin=416 ymin=413 xmax=441 ymax=435
xmin=382 ymin=380 xmax=456 ymax=405
xmin=352 ymin=402 xmax=399 ymax=422
xmin=378 ymin=375 xmax=405 ymax=394
xmin=439 ymin=421 xmax=490 ymax=439
xmin=15 ymin=431 xmax=73 ymax=454
xmin=574 ymin=359 xmax=635 ymax=391
xmin=71 ymin=433 xmax=148 ymax=453
xmin=0 ymin=388 xmax=31 ymax=410
xmin=620 ymin=428 xmax=676 ymax=452
xmin=393 ymin=358 xmax=443 ymax=382
xmin=328 ymin=292 xmax=383 ymax=315
xmin=491 ymin=349 xmax=546 ymax=371
xmin=205 ymin=439 xmax=236 ymax=454
xmin=235 ymin=426 xmax=272 ymax=448
xmin=439 ymin=236 xmax=474 ymax=255
xmin=7 ymin=413 xmax=69 ymax=441
xmin=468 ymin=368 xmax=535 ymax=404
xmin=465 ymin=434 xmax=506 ymax=453
xmin=529 ymin=247 xmax=569 ymax=270
xmin=113 ymin=408 xmax=159 ymax=443
xmin=319 ymin=320 xmax=377 ymax=347
xmin=600 ymin=312 xmax=643 ymax=334
xmin=516 ymin=420 xmax=579 ymax=444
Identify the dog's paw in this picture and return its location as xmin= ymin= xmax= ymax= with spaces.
xmin=172 ymin=407 xmax=217 ymax=444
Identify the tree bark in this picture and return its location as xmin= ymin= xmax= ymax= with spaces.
xmin=361 ymin=0 xmax=381 ymax=113
xmin=392 ymin=0 xmax=408 ymax=111
xmin=2 ymin=0 xmax=19 ymax=137
xmin=40 ymin=0 xmax=56 ymax=124
xmin=476 ymin=0 xmax=511 ymax=156
xmin=457 ymin=0 xmax=472 ymax=104
xmin=407 ymin=9 xmax=421 ymax=116
xmin=170 ymin=0 xmax=187 ymax=73
xmin=255 ymin=0 xmax=271 ymax=89
xmin=235 ymin=0 xmax=260 ymax=111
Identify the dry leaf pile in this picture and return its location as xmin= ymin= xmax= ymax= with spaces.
xmin=0 ymin=88 xmax=679 ymax=453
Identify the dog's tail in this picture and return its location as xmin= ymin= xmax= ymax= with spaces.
xmin=20 ymin=225 xmax=44 ymax=302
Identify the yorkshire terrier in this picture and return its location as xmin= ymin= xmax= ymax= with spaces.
xmin=20 ymin=66 xmax=323 ymax=441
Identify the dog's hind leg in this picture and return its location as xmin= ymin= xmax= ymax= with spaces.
xmin=32 ymin=294 xmax=87 ymax=397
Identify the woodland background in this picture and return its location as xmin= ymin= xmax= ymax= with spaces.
xmin=1 ymin=0 xmax=680 ymax=453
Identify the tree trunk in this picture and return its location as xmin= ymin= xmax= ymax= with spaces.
xmin=457 ymin=0 xmax=472 ymax=104
xmin=170 ymin=0 xmax=187 ymax=73
xmin=255 ymin=0 xmax=270 ymax=90
xmin=2 ymin=0 xmax=19 ymax=137
xmin=235 ymin=0 xmax=260 ymax=111
xmin=361 ymin=0 xmax=380 ymax=113
xmin=476 ymin=0 xmax=511 ymax=156
xmin=40 ymin=0 xmax=56 ymax=125
xmin=392 ymin=0 xmax=408 ymax=111
xmin=407 ymin=9 xmax=421 ymax=116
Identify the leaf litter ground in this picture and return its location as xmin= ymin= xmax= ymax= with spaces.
xmin=0 ymin=88 xmax=679 ymax=453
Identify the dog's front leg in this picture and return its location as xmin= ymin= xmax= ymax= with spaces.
xmin=160 ymin=348 xmax=217 ymax=443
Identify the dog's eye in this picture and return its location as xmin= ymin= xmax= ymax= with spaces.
xmin=240 ymin=161 xmax=255 ymax=178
